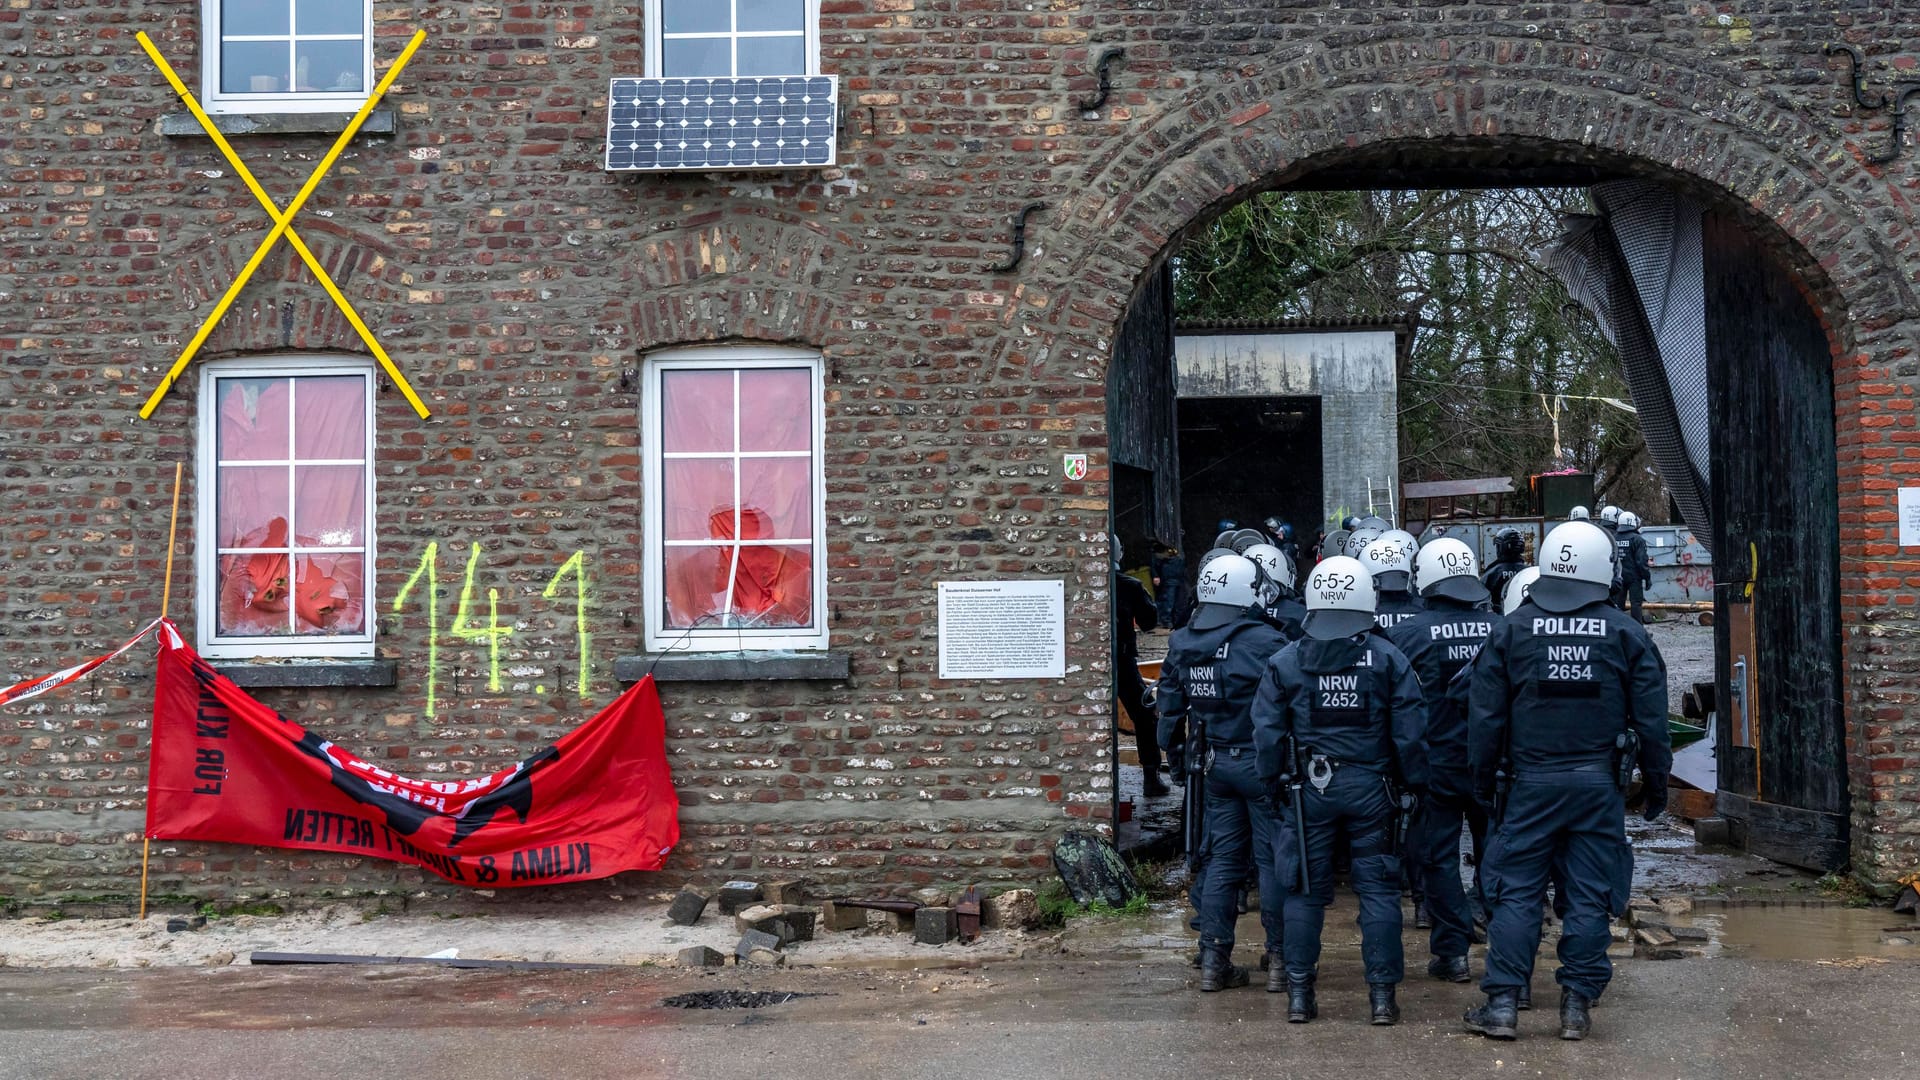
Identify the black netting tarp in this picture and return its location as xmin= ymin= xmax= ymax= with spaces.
xmin=1547 ymin=180 xmax=1713 ymax=552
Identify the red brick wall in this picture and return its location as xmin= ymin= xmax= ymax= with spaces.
xmin=3 ymin=1 xmax=1916 ymax=902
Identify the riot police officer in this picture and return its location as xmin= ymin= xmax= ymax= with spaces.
xmin=1157 ymin=554 xmax=1292 ymax=991
xmin=1598 ymin=506 xmax=1626 ymax=609
xmin=1343 ymin=526 xmax=1384 ymax=560
xmin=1482 ymin=528 xmax=1529 ymax=609
xmin=1464 ymin=522 xmax=1672 ymax=1042
xmin=1244 ymin=543 xmax=1307 ymax=642
xmin=1251 ymin=556 xmax=1428 ymax=1024
xmin=1618 ymin=512 xmax=1652 ymax=623
xmin=1361 ymin=536 xmax=1425 ymax=632
xmin=1387 ymin=538 xmax=1495 ymax=985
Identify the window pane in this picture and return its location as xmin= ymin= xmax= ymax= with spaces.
xmin=292 ymin=552 xmax=365 ymax=635
xmin=217 ymin=377 xmax=290 ymax=461
xmin=736 ymin=35 xmax=805 ymax=76
xmin=662 ymin=37 xmax=732 ymax=78
xmin=294 ymin=465 xmax=365 ymax=547
xmin=294 ymin=0 xmax=362 ymax=35
xmin=739 ymin=457 xmax=811 ymax=539
xmin=662 ymin=459 xmax=734 ymax=541
xmin=294 ymin=38 xmax=364 ymax=92
xmin=218 ymin=473 xmax=291 ymax=549
xmin=663 ymin=545 xmax=729 ymax=629
xmin=738 ymin=0 xmax=803 ymax=33
xmin=660 ymin=369 xmax=734 ymax=452
xmin=731 ymin=544 xmax=812 ymax=628
xmin=737 ymin=368 xmax=810 ymax=451
xmin=661 ymin=0 xmax=729 ymax=35
xmin=218 ymin=548 xmax=295 ymax=637
xmin=223 ymin=0 xmax=290 ymax=37
xmin=292 ymin=376 xmax=366 ymax=460
xmin=222 ymin=40 xmax=291 ymax=94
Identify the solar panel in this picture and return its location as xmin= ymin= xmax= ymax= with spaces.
xmin=605 ymin=76 xmax=838 ymax=171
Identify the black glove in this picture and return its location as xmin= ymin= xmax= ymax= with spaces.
xmin=1166 ymin=741 xmax=1186 ymax=777
xmin=1641 ymin=778 xmax=1669 ymax=821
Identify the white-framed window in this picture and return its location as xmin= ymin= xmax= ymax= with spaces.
xmin=196 ymin=357 xmax=376 ymax=659
xmin=645 ymin=0 xmax=821 ymax=78
xmin=641 ymin=346 xmax=829 ymax=652
xmin=202 ymin=0 xmax=374 ymax=114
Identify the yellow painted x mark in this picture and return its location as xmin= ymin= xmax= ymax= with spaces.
xmin=135 ymin=30 xmax=431 ymax=420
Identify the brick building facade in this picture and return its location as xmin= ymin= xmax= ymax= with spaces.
xmin=3 ymin=1 xmax=1917 ymax=902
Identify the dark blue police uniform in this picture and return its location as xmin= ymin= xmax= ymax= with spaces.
xmin=1158 ymin=608 xmax=1291 ymax=973
xmin=1251 ymin=633 xmax=1428 ymax=988
xmin=1388 ymin=598 xmax=1496 ymax=968
xmin=1468 ymin=599 xmax=1671 ymax=1003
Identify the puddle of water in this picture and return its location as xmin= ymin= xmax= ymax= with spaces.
xmin=661 ymin=990 xmax=820 ymax=1010
xmin=1684 ymin=905 xmax=1920 ymax=962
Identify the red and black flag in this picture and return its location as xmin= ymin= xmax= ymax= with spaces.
xmin=147 ymin=622 xmax=679 ymax=886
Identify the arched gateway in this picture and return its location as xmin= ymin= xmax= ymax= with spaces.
xmin=1036 ymin=38 xmax=1913 ymax=879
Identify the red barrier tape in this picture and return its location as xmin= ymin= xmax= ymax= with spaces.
xmin=0 ymin=617 xmax=168 ymax=708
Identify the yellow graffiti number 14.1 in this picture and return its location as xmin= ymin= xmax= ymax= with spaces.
xmin=391 ymin=544 xmax=592 ymax=718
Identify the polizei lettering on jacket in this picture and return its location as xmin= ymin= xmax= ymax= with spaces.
xmin=1531 ymin=617 xmax=1607 ymax=637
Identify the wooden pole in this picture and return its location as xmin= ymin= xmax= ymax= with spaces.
xmin=141 ymin=461 xmax=184 ymax=921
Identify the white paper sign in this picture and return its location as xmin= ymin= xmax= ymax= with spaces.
xmin=1902 ymin=487 xmax=1920 ymax=547
xmin=937 ymin=580 xmax=1066 ymax=680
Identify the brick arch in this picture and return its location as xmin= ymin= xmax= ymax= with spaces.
xmin=1027 ymin=42 xmax=1918 ymax=875
xmin=614 ymin=210 xmax=858 ymax=353
xmin=1014 ymin=34 xmax=1915 ymax=374
xmin=170 ymin=223 xmax=413 ymax=360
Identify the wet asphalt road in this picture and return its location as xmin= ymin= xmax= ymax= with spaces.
xmin=3 ymin=949 xmax=1915 ymax=1080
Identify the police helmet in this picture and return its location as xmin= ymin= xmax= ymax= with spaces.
xmin=1413 ymin=537 xmax=1490 ymax=604
xmin=1302 ymin=556 xmax=1379 ymax=640
xmin=1190 ymin=553 xmax=1261 ymax=629
xmin=1195 ymin=546 xmax=1237 ymax=574
xmin=1218 ymin=518 xmax=1239 ymax=532
xmin=1343 ymin=527 xmax=1383 ymax=559
xmin=1569 ymin=505 xmax=1591 ymax=521
xmin=1357 ymin=516 xmax=1392 ymax=532
xmin=1501 ymin=566 xmax=1543 ymax=616
xmin=1619 ymin=511 xmax=1641 ymax=530
xmin=1494 ymin=527 xmax=1525 ymax=561
xmin=1359 ymin=536 xmax=1413 ymax=592
xmin=1599 ymin=505 xmax=1621 ymax=526
xmin=1341 ymin=516 xmax=1362 ymax=532
xmin=1213 ymin=530 xmax=1240 ymax=551
xmin=1229 ymin=528 xmax=1269 ymax=554
xmin=1242 ymin=543 xmax=1295 ymax=602
xmin=1380 ymin=529 xmax=1419 ymax=557
xmin=1529 ymin=521 xmax=1615 ymax=612
xmin=1321 ymin=529 xmax=1351 ymax=560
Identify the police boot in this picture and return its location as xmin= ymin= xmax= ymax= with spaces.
xmin=1265 ymin=951 xmax=1285 ymax=993
xmin=1199 ymin=962 xmax=1250 ymax=992
xmin=1285 ymin=972 xmax=1318 ymax=1023
xmin=1368 ymin=984 xmax=1400 ymax=1026
xmin=1427 ymin=955 xmax=1471 ymax=983
xmin=1464 ymin=990 xmax=1519 ymax=1040
xmin=1559 ymin=989 xmax=1593 ymax=1041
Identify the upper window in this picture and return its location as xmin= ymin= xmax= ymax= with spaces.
xmin=197 ymin=358 xmax=376 ymax=659
xmin=641 ymin=347 xmax=828 ymax=652
xmin=202 ymin=0 xmax=373 ymax=114
xmin=645 ymin=0 xmax=820 ymax=78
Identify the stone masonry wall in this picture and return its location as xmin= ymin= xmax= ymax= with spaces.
xmin=2 ymin=1 xmax=1918 ymax=902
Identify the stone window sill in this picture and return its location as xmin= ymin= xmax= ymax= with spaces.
xmin=157 ymin=108 xmax=396 ymax=138
xmin=613 ymin=651 xmax=851 ymax=683
xmin=214 ymin=659 xmax=398 ymax=689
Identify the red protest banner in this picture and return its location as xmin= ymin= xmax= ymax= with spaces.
xmin=146 ymin=622 xmax=679 ymax=886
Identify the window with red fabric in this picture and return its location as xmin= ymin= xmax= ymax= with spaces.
xmin=199 ymin=361 xmax=374 ymax=657
xmin=645 ymin=352 xmax=824 ymax=650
